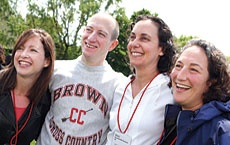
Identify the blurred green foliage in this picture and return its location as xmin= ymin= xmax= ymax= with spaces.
xmin=1 ymin=0 xmax=225 ymax=76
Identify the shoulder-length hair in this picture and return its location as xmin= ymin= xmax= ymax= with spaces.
xmin=0 ymin=28 xmax=55 ymax=104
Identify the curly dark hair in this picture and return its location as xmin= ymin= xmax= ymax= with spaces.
xmin=180 ymin=39 xmax=230 ymax=103
xmin=127 ymin=15 xmax=176 ymax=74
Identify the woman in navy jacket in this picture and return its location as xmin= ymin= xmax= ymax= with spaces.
xmin=0 ymin=28 xmax=55 ymax=145
xmin=158 ymin=39 xmax=230 ymax=145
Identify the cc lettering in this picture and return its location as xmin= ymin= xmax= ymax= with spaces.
xmin=70 ymin=108 xmax=86 ymax=125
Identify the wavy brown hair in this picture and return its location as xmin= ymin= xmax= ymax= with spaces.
xmin=179 ymin=39 xmax=230 ymax=103
xmin=0 ymin=29 xmax=55 ymax=104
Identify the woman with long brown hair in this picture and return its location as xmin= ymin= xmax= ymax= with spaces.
xmin=0 ymin=28 xmax=55 ymax=145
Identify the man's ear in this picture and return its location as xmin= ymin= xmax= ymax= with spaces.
xmin=108 ymin=39 xmax=119 ymax=51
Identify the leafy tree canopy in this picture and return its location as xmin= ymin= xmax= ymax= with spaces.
xmin=1 ymin=0 xmax=222 ymax=76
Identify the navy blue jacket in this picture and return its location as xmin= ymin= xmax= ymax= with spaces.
xmin=158 ymin=100 xmax=230 ymax=145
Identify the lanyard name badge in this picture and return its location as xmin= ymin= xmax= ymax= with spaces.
xmin=112 ymin=131 xmax=132 ymax=145
xmin=112 ymin=73 xmax=159 ymax=145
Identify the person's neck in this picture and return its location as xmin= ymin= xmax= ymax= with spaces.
xmin=15 ymin=76 xmax=34 ymax=96
xmin=12 ymin=90 xmax=30 ymax=108
xmin=131 ymin=69 xmax=159 ymax=98
xmin=80 ymin=55 xmax=106 ymax=66
xmin=182 ymin=102 xmax=203 ymax=111
xmin=12 ymin=85 xmax=31 ymax=108
xmin=134 ymin=69 xmax=159 ymax=86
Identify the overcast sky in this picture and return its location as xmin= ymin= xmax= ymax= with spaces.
xmin=121 ymin=0 xmax=230 ymax=56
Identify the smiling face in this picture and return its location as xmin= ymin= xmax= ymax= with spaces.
xmin=81 ymin=13 xmax=118 ymax=66
xmin=170 ymin=46 xmax=210 ymax=110
xmin=14 ymin=36 xmax=50 ymax=80
xmin=127 ymin=19 xmax=163 ymax=71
